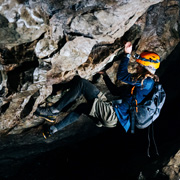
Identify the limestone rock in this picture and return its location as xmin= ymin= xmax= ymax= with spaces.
xmin=136 ymin=0 xmax=180 ymax=59
xmin=51 ymin=37 xmax=96 ymax=72
xmin=163 ymin=150 xmax=180 ymax=180
xmin=0 ymin=0 xmax=179 ymax=137
xmin=0 ymin=0 xmax=179 ymax=136
xmin=0 ymin=0 xmax=48 ymax=48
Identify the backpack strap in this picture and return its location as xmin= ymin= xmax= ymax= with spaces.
xmin=130 ymin=86 xmax=138 ymax=133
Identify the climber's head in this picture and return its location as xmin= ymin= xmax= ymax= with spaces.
xmin=134 ymin=51 xmax=160 ymax=74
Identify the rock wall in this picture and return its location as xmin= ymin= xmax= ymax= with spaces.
xmin=0 ymin=0 xmax=180 ymax=179
xmin=1 ymin=0 xmax=179 ymax=135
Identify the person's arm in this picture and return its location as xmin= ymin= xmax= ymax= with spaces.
xmin=99 ymin=71 xmax=131 ymax=97
xmin=117 ymin=42 xmax=132 ymax=81
xmin=99 ymin=71 xmax=121 ymax=96
xmin=116 ymin=42 xmax=142 ymax=87
xmin=117 ymin=54 xmax=132 ymax=82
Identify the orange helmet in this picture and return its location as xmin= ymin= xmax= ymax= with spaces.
xmin=135 ymin=52 xmax=160 ymax=74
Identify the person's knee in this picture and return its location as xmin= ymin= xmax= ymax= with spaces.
xmin=73 ymin=75 xmax=88 ymax=88
xmin=73 ymin=75 xmax=83 ymax=84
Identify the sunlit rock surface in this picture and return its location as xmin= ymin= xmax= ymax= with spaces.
xmin=0 ymin=0 xmax=180 ymax=179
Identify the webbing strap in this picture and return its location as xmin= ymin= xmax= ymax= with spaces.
xmin=131 ymin=86 xmax=135 ymax=95
xmin=130 ymin=86 xmax=138 ymax=134
xmin=131 ymin=86 xmax=138 ymax=112
xmin=147 ymin=123 xmax=159 ymax=157
xmin=151 ymin=122 xmax=159 ymax=156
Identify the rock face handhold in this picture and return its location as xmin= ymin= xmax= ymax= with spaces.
xmin=51 ymin=37 xmax=97 ymax=72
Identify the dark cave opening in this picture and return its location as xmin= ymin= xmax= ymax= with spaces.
xmin=20 ymin=90 xmax=40 ymax=119
xmin=7 ymin=60 xmax=39 ymax=94
xmin=1 ymin=101 xmax=10 ymax=114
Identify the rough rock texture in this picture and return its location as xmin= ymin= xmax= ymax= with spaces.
xmin=0 ymin=0 xmax=180 ymax=179
xmin=163 ymin=150 xmax=180 ymax=179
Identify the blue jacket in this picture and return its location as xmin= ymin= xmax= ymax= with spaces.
xmin=113 ymin=54 xmax=155 ymax=132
